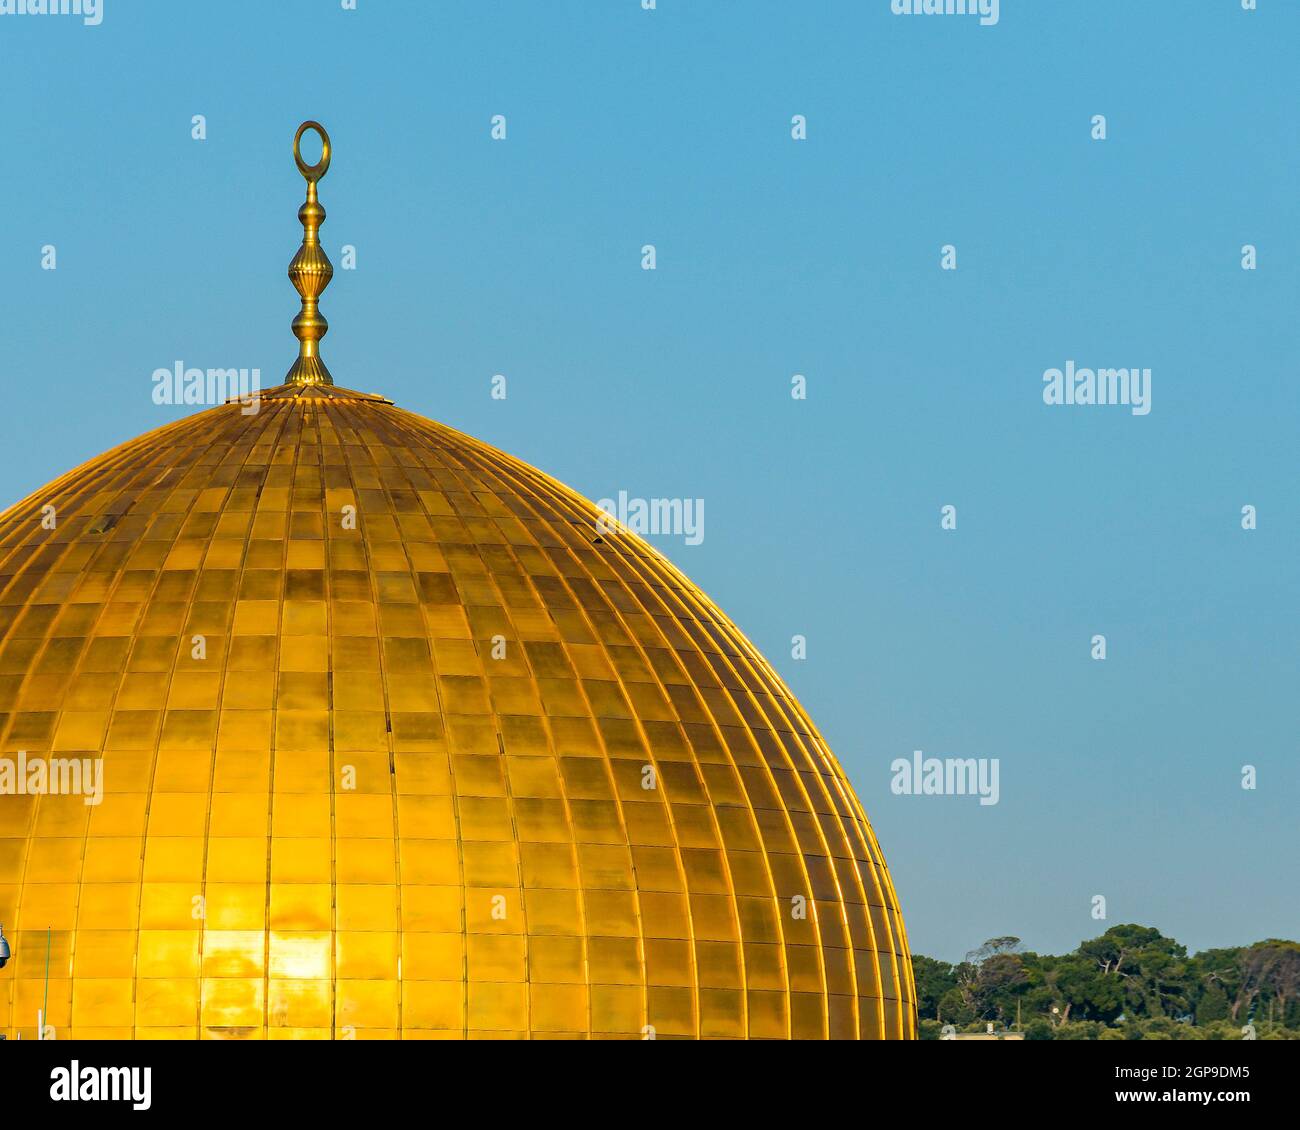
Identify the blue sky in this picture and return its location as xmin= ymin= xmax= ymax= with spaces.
xmin=0 ymin=0 xmax=1296 ymax=963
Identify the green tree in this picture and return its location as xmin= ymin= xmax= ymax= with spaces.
xmin=1195 ymin=980 xmax=1230 ymax=1023
xmin=972 ymin=952 xmax=1029 ymax=1024
xmin=909 ymin=927 xmax=1300 ymax=1039
xmin=938 ymin=986 xmax=974 ymax=1026
xmin=1236 ymin=940 xmax=1300 ymax=1026
xmin=912 ymin=954 xmax=959 ymax=1021
xmin=1078 ymin=924 xmax=1191 ymax=1019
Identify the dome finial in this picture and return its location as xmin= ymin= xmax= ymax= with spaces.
xmin=286 ymin=121 xmax=335 ymax=386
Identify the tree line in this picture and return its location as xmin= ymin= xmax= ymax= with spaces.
xmin=912 ymin=925 xmax=1300 ymax=1040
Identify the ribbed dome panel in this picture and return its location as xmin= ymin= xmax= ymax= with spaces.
xmin=0 ymin=387 xmax=913 ymax=1039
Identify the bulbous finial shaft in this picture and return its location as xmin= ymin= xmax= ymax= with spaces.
xmin=286 ymin=121 xmax=334 ymax=386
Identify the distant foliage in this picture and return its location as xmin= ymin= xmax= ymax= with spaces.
xmin=913 ymin=927 xmax=1300 ymax=1039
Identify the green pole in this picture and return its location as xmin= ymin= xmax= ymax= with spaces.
xmin=41 ymin=926 xmax=50 ymax=1040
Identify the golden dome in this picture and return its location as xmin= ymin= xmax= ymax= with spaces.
xmin=0 ymin=126 xmax=913 ymax=1041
